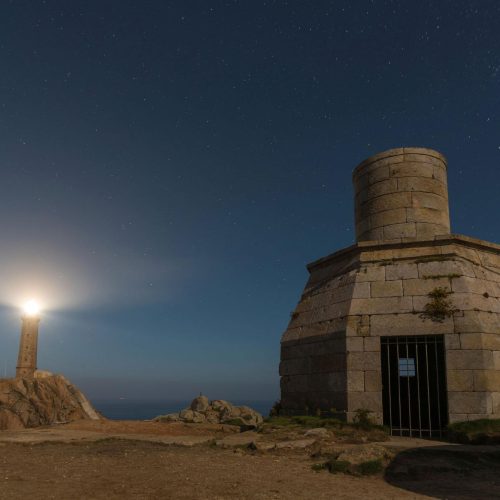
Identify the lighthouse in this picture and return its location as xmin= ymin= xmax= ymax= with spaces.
xmin=16 ymin=300 xmax=41 ymax=379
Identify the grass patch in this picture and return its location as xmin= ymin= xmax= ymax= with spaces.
xmin=264 ymin=415 xmax=344 ymax=428
xmin=357 ymin=459 xmax=384 ymax=475
xmin=311 ymin=463 xmax=327 ymax=472
xmin=319 ymin=458 xmax=385 ymax=475
xmin=263 ymin=414 xmax=389 ymax=443
xmin=326 ymin=459 xmax=351 ymax=474
xmin=447 ymin=419 xmax=500 ymax=444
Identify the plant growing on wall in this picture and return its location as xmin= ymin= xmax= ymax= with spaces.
xmin=421 ymin=287 xmax=457 ymax=322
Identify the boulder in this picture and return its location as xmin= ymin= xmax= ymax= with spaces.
xmin=0 ymin=374 xmax=100 ymax=430
xmin=190 ymin=395 xmax=209 ymax=412
xmin=221 ymin=405 xmax=263 ymax=428
xmin=153 ymin=413 xmax=180 ymax=423
xmin=211 ymin=400 xmax=233 ymax=413
xmin=204 ymin=410 xmax=220 ymax=424
xmin=179 ymin=409 xmax=206 ymax=423
xmin=304 ymin=428 xmax=330 ymax=438
xmin=154 ymin=397 xmax=263 ymax=429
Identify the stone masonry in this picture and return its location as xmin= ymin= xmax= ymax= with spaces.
xmin=280 ymin=147 xmax=500 ymax=424
xmin=16 ymin=315 xmax=40 ymax=379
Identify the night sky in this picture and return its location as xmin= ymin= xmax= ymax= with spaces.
xmin=0 ymin=1 xmax=499 ymax=403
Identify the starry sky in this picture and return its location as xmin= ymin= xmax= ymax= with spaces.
xmin=0 ymin=0 xmax=499 ymax=403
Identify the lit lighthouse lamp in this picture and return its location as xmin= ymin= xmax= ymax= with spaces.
xmin=16 ymin=300 xmax=42 ymax=379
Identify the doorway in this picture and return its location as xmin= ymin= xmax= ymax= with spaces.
xmin=381 ymin=335 xmax=448 ymax=438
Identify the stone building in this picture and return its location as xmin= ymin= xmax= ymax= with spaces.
xmin=280 ymin=147 xmax=500 ymax=437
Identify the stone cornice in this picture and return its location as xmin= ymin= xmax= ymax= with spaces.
xmin=307 ymin=234 xmax=500 ymax=272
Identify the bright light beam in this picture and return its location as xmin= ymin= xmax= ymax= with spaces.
xmin=23 ymin=299 xmax=41 ymax=316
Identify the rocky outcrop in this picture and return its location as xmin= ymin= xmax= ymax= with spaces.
xmin=154 ymin=396 xmax=263 ymax=429
xmin=0 ymin=372 xmax=100 ymax=430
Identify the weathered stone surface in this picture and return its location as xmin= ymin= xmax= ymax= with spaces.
xmin=304 ymin=427 xmax=330 ymax=438
xmin=370 ymin=313 xmax=453 ymax=336
xmin=190 ymin=395 xmax=209 ymax=412
xmin=364 ymin=371 xmax=382 ymax=392
xmin=356 ymin=265 xmax=386 ymax=282
xmin=446 ymin=350 xmax=494 ymax=370
xmin=383 ymin=222 xmax=417 ymax=239
xmin=371 ymin=280 xmax=403 ymax=297
xmin=0 ymin=374 xmax=100 ymax=430
xmin=418 ymin=259 xmax=475 ymax=279
xmin=350 ymin=297 xmax=413 ymax=315
xmin=370 ymin=207 xmax=407 ymax=228
xmin=347 ymin=391 xmax=382 ymax=414
xmin=448 ymin=392 xmax=491 ymax=415
xmin=363 ymin=336 xmax=381 ymax=352
xmin=386 ymin=263 xmax=419 ymax=280
xmin=347 ymin=371 xmax=365 ymax=392
xmin=402 ymin=277 xmax=450 ymax=296
xmin=158 ymin=398 xmax=263 ymax=429
xmin=447 ymin=370 xmax=474 ymax=392
xmin=473 ymin=370 xmax=500 ymax=391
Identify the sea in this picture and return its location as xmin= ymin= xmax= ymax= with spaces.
xmin=93 ymin=399 xmax=274 ymax=421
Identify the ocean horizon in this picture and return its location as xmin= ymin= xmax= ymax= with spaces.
xmin=92 ymin=399 xmax=274 ymax=421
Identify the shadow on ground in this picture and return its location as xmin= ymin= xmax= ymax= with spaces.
xmin=385 ymin=444 xmax=500 ymax=500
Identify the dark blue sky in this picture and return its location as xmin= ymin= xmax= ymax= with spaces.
xmin=0 ymin=0 xmax=498 ymax=402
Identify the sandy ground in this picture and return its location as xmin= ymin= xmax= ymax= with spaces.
xmin=0 ymin=421 xmax=498 ymax=499
xmin=0 ymin=439 xmax=427 ymax=500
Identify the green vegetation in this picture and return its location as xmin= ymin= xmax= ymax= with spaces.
xmin=352 ymin=408 xmax=375 ymax=430
xmin=269 ymin=400 xmax=282 ymax=417
xmin=414 ymin=256 xmax=452 ymax=264
xmin=421 ymin=287 xmax=457 ymax=322
xmin=265 ymin=415 xmax=344 ymax=428
xmin=311 ymin=463 xmax=327 ymax=472
xmin=326 ymin=459 xmax=351 ymax=474
xmin=447 ymin=419 xmax=500 ymax=445
xmin=263 ymin=413 xmax=389 ymax=443
xmin=357 ymin=459 xmax=384 ymax=475
xmin=314 ymin=458 xmax=385 ymax=476
xmin=423 ymin=273 xmax=462 ymax=280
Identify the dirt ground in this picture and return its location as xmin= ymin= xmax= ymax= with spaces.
xmin=0 ymin=421 xmax=498 ymax=499
xmin=0 ymin=439 xmax=426 ymax=500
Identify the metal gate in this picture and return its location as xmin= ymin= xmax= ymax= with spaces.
xmin=381 ymin=335 xmax=448 ymax=438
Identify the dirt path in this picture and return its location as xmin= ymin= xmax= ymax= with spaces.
xmin=1 ymin=422 xmax=498 ymax=499
xmin=0 ymin=439 xmax=427 ymax=500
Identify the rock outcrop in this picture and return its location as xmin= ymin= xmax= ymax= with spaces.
xmin=0 ymin=371 xmax=100 ymax=430
xmin=154 ymin=396 xmax=263 ymax=429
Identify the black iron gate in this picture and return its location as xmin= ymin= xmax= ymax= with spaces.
xmin=381 ymin=335 xmax=448 ymax=438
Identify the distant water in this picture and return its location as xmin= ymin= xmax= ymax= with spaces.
xmin=93 ymin=399 xmax=274 ymax=420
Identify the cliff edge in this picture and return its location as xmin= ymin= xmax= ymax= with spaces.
xmin=0 ymin=371 xmax=100 ymax=430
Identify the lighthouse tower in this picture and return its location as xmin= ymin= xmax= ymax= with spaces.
xmin=16 ymin=305 xmax=41 ymax=379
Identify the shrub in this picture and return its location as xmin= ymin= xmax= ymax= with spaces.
xmin=311 ymin=463 xmax=326 ymax=472
xmin=269 ymin=400 xmax=282 ymax=417
xmin=447 ymin=419 xmax=500 ymax=444
xmin=353 ymin=408 xmax=375 ymax=430
xmin=421 ymin=287 xmax=456 ymax=322
xmin=326 ymin=459 xmax=351 ymax=474
xmin=357 ymin=459 xmax=384 ymax=475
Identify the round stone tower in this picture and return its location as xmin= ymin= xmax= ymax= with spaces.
xmin=16 ymin=315 xmax=40 ymax=379
xmin=353 ymin=147 xmax=450 ymax=241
